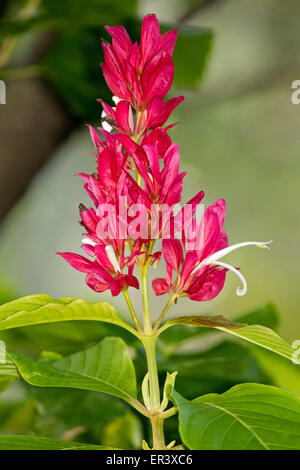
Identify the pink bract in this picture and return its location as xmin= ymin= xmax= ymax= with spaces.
xmin=58 ymin=13 xmax=259 ymax=304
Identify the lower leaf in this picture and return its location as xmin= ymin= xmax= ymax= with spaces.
xmin=170 ymin=383 xmax=300 ymax=450
xmin=10 ymin=337 xmax=138 ymax=405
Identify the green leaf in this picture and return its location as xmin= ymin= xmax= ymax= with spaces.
xmin=162 ymin=311 xmax=296 ymax=363
xmin=10 ymin=337 xmax=138 ymax=405
xmin=171 ymin=26 xmax=213 ymax=88
xmin=0 ymin=295 xmax=138 ymax=337
xmin=217 ymin=323 xmax=296 ymax=362
xmin=165 ymin=315 xmax=245 ymax=329
xmin=159 ymin=303 xmax=279 ymax=352
xmin=170 ymin=383 xmax=300 ymax=450
xmin=16 ymin=320 xmax=139 ymax=355
xmin=0 ymin=435 xmax=118 ymax=450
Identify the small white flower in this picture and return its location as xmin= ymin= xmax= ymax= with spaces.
xmin=191 ymin=240 xmax=272 ymax=296
xmin=81 ymin=237 xmax=97 ymax=247
xmin=105 ymin=245 xmax=122 ymax=273
xmin=101 ymin=96 xmax=120 ymax=133
xmin=112 ymin=96 xmax=121 ymax=105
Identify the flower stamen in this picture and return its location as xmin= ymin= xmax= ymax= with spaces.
xmin=191 ymin=240 xmax=272 ymax=296
xmin=212 ymin=260 xmax=247 ymax=296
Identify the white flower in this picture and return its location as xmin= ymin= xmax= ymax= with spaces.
xmin=191 ymin=241 xmax=272 ymax=296
xmin=105 ymin=245 xmax=122 ymax=274
xmin=101 ymin=95 xmax=120 ymax=132
xmin=81 ymin=237 xmax=97 ymax=247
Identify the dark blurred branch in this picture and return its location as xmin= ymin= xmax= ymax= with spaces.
xmin=179 ymin=0 xmax=225 ymax=23
xmin=0 ymin=77 xmax=73 ymax=222
xmin=0 ymin=4 xmax=73 ymax=223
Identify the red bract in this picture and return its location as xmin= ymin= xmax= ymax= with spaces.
xmin=57 ymin=246 xmax=139 ymax=297
xmin=100 ymin=95 xmax=184 ymax=137
xmin=153 ymin=196 xmax=272 ymax=301
xmin=153 ymin=198 xmax=228 ymax=301
xmin=121 ymin=142 xmax=186 ymax=241
xmin=101 ymin=14 xmax=178 ymax=110
xmin=58 ymin=14 xmax=270 ymax=303
xmin=131 ymin=143 xmax=185 ymax=206
xmin=57 ymin=200 xmax=142 ymax=296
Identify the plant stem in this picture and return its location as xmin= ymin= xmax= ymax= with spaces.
xmin=154 ymin=295 xmax=177 ymax=332
xmin=143 ymin=336 xmax=160 ymax=409
xmin=143 ymin=335 xmax=166 ymax=449
xmin=141 ymin=267 xmax=152 ymax=333
xmin=139 ymin=240 xmax=156 ymax=333
xmin=123 ymin=290 xmax=142 ymax=332
xmin=150 ymin=413 xmax=166 ymax=450
xmin=139 ymin=240 xmax=169 ymax=448
xmin=161 ymin=406 xmax=177 ymax=419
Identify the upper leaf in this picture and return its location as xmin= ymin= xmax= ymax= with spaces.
xmin=11 ymin=320 xmax=139 ymax=356
xmin=217 ymin=323 xmax=297 ymax=362
xmin=161 ymin=311 xmax=297 ymax=363
xmin=0 ymin=295 xmax=138 ymax=337
xmin=165 ymin=315 xmax=244 ymax=329
xmin=170 ymin=383 xmax=300 ymax=450
xmin=10 ymin=337 xmax=137 ymax=404
xmin=158 ymin=303 xmax=279 ymax=351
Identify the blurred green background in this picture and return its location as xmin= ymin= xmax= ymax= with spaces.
xmin=0 ymin=0 xmax=300 ymax=448
xmin=0 ymin=0 xmax=299 ymax=339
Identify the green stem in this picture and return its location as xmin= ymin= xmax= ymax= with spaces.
xmin=143 ymin=336 xmax=160 ymax=410
xmin=129 ymin=397 xmax=151 ymax=418
xmin=138 ymin=240 xmax=168 ymax=448
xmin=141 ymin=267 xmax=152 ymax=333
xmin=150 ymin=414 xmax=165 ymax=450
xmin=154 ymin=295 xmax=177 ymax=332
xmin=143 ymin=335 xmax=166 ymax=449
xmin=122 ymin=290 xmax=142 ymax=332
xmin=161 ymin=406 xmax=177 ymax=419
xmin=140 ymin=240 xmax=156 ymax=333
